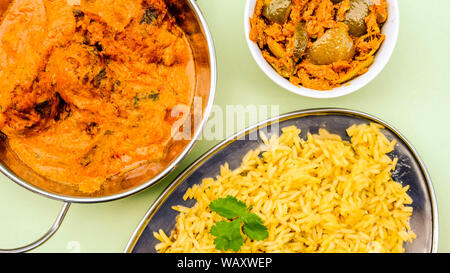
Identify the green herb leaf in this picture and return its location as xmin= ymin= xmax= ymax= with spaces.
xmin=210 ymin=220 xmax=244 ymax=252
xmin=73 ymin=9 xmax=84 ymax=18
xmin=133 ymin=91 xmax=160 ymax=107
xmin=133 ymin=93 xmax=141 ymax=107
xmin=148 ymin=91 xmax=160 ymax=101
xmin=209 ymin=196 xmax=268 ymax=252
xmin=140 ymin=8 xmax=158 ymax=25
xmin=242 ymin=213 xmax=269 ymax=241
xmin=210 ymin=195 xmax=248 ymax=219
xmin=91 ymin=68 xmax=107 ymax=88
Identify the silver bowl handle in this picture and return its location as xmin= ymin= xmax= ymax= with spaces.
xmin=0 ymin=202 xmax=71 ymax=253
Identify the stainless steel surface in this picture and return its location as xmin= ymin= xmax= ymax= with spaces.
xmin=125 ymin=108 xmax=439 ymax=253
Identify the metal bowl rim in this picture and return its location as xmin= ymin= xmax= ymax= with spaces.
xmin=124 ymin=107 xmax=439 ymax=253
xmin=0 ymin=0 xmax=217 ymax=204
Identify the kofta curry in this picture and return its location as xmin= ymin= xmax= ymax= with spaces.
xmin=0 ymin=0 xmax=195 ymax=193
xmin=250 ymin=0 xmax=388 ymax=90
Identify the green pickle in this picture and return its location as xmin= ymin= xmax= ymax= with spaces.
xmin=262 ymin=0 xmax=292 ymax=25
xmin=308 ymin=27 xmax=355 ymax=65
xmin=341 ymin=0 xmax=370 ymax=37
xmin=293 ymin=22 xmax=308 ymax=61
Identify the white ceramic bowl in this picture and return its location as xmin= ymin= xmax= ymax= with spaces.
xmin=244 ymin=0 xmax=400 ymax=99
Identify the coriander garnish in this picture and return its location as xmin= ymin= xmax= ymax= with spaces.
xmin=91 ymin=67 xmax=107 ymax=88
xmin=209 ymin=196 xmax=268 ymax=252
xmin=140 ymin=8 xmax=158 ymax=25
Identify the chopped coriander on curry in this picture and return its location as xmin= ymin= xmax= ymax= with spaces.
xmin=133 ymin=91 xmax=160 ymax=107
xmin=140 ymin=8 xmax=158 ymax=25
xmin=91 ymin=67 xmax=107 ymax=88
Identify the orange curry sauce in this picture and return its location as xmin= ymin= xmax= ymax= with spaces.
xmin=0 ymin=0 xmax=195 ymax=193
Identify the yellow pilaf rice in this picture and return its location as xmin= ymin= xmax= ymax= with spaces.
xmin=154 ymin=123 xmax=416 ymax=253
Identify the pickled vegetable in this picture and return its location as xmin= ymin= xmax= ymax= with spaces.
xmin=308 ymin=27 xmax=355 ymax=65
xmin=263 ymin=50 xmax=294 ymax=78
xmin=293 ymin=22 xmax=308 ymax=61
xmin=249 ymin=0 xmax=388 ymax=90
xmin=267 ymin=37 xmax=286 ymax=58
xmin=341 ymin=0 xmax=370 ymax=37
xmin=273 ymin=57 xmax=295 ymax=78
xmin=262 ymin=0 xmax=292 ymax=25
xmin=336 ymin=55 xmax=374 ymax=84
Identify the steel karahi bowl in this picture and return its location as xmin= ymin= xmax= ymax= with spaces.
xmin=0 ymin=0 xmax=216 ymax=252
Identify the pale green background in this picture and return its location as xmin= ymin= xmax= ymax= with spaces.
xmin=0 ymin=0 xmax=448 ymax=253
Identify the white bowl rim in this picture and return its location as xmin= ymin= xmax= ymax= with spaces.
xmin=244 ymin=0 xmax=400 ymax=99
